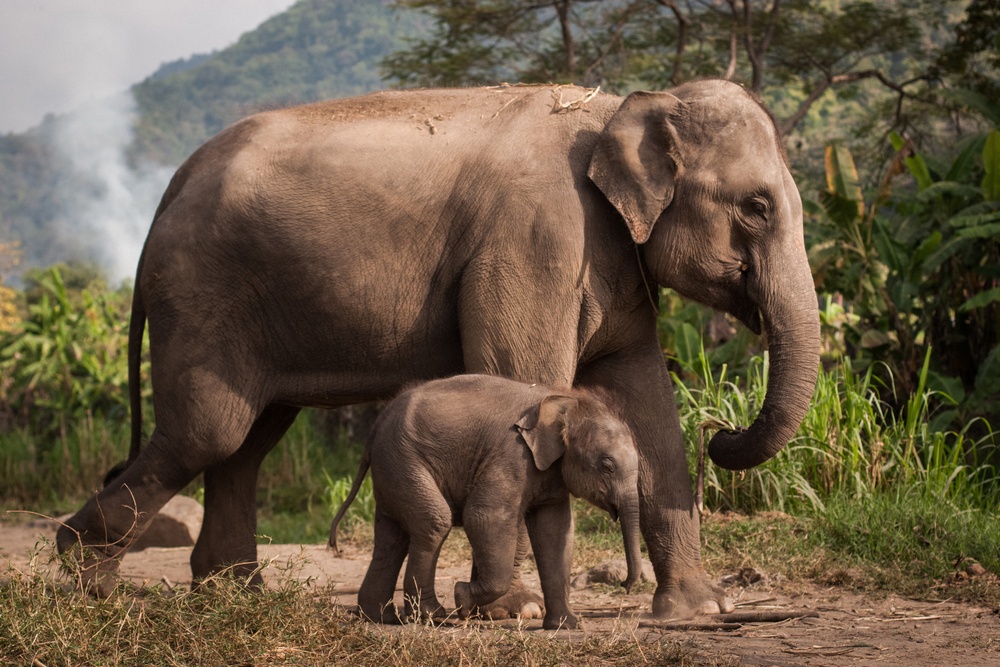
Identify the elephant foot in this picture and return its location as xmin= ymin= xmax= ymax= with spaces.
xmin=478 ymin=580 xmax=544 ymax=621
xmin=357 ymin=601 xmax=405 ymax=625
xmin=403 ymin=595 xmax=448 ymax=622
xmin=542 ymin=610 xmax=579 ymax=630
xmin=453 ymin=581 xmax=475 ymax=619
xmin=651 ymin=570 xmax=734 ymax=619
xmin=56 ymin=523 xmax=124 ymax=598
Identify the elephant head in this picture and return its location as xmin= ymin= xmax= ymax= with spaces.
xmin=517 ymin=393 xmax=643 ymax=592
xmin=588 ymin=79 xmax=820 ymax=471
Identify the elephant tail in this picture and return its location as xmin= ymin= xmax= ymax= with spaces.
xmin=101 ymin=272 xmax=147 ymax=489
xmin=328 ymin=448 xmax=371 ymax=556
xmin=127 ymin=281 xmax=147 ymax=464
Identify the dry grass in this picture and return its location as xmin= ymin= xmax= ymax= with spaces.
xmin=0 ymin=546 xmax=736 ymax=667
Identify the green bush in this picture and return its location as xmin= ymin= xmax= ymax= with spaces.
xmin=0 ymin=267 xmax=144 ymax=437
xmin=808 ymin=123 xmax=1000 ymax=430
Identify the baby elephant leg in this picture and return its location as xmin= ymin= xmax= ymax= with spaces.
xmin=454 ymin=509 xmax=518 ymax=618
xmin=399 ymin=494 xmax=452 ymax=620
xmin=526 ymin=501 xmax=579 ymax=629
xmin=357 ymin=510 xmax=409 ymax=623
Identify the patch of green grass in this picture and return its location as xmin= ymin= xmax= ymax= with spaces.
xmin=698 ymin=490 xmax=1000 ymax=608
xmin=813 ymin=488 xmax=1000 ymax=597
xmin=0 ymin=417 xmax=130 ymax=515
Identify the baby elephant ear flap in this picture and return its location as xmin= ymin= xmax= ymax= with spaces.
xmin=516 ymin=396 xmax=579 ymax=471
xmin=587 ymin=90 xmax=683 ymax=244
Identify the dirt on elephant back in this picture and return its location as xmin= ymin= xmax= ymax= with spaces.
xmin=2 ymin=516 xmax=999 ymax=667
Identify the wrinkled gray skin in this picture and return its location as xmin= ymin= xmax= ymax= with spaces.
xmin=56 ymin=80 xmax=820 ymax=618
xmin=329 ymin=374 xmax=642 ymax=630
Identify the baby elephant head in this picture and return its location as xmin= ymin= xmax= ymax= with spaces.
xmin=516 ymin=393 xmax=643 ymax=592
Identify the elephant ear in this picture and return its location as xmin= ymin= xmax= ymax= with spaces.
xmin=587 ymin=90 xmax=683 ymax=244
xmin=516 ymin=395 xmax=579 ymax=471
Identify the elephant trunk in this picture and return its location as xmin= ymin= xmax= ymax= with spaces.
xmin=708 ymin=263 xmax=821 ymax=471
xmin=618 ymin=495 xmax=643 ymax=592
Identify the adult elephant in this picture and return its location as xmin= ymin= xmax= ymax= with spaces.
xmin=57 ymin=79 xmax=820 ymax=618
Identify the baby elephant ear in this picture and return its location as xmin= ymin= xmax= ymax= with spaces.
xmin=516 ymin=395 xmax=578 ymax=471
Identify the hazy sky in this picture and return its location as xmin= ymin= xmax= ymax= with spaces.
xmin=0 ymin=0 xmax=298 ymax=134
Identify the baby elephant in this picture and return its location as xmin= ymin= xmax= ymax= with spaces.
xmin=329 ymin=374 xmax=642 ymax=630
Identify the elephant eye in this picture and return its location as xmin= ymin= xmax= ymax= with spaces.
xmin=600 ymin=457 xmax=617 ymax=474
xmin=743 ymin=194 xmax=771 ymax=221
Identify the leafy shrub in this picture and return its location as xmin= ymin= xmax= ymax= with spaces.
xmin=809 ymin=120 xmax=1000 ymax=431
xmin=324 ymin=469 xmax=376 ymax=527
xmin=0 ymin=267 xmax=147 ymax=439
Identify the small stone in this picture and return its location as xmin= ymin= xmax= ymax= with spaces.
xmin=966 ymin=562 xmax=987 ymax=577
xmin=129 ymin=495 xmax=203 ymax=551
xmin=571 ymin=559 xmax=655 ymax=589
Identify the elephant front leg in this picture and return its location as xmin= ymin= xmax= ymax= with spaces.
xmin=576 ymin=342 xmax=734 ymax=619
xmin=474 ymin=525 xmax=544 ymax=621
xmin=454 ymin=510 xmax=519 ymax=620
xmin=526 ymin=502 xmax=578 ymax=630
xmin=457 ymin=251 xmax=580 ymax=621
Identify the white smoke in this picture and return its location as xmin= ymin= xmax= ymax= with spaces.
xmin=52 ymin=91 xmax=173 ymax=284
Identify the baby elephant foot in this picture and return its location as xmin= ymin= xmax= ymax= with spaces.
xmin=480 ymin=581 xmax=544 ymax=620
xmin=357 ymin=601 xmax=405 ymax=625
xmin=453 ymin=581 xmax=476 ymax=619
xmin=543 ymin=610 xmax=580 ymax=630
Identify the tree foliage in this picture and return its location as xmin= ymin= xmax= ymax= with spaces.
xmin=0 ymin=240 xmax=20 ymax=333
xmin=0 ymin=267 xmax=143 ymax=438
xmin=809 ymin=112 xmax=1000 ymax=428
xmin=383 ymin=1 xmax=992 ymax=151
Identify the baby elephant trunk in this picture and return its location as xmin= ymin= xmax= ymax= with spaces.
xmin=618 ymin=495 xmax=643 ymax=592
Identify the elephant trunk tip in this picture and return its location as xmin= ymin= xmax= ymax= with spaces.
xmin=707 ymin=427 xmax=764 ymax=471
xmin=707 ymin=399 xmax=807 ymax=471
xmin=621 ymin=573 xmax=639 ymax=593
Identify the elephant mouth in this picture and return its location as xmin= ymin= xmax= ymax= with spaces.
xmin=607 ymin=504 xmax=619 ymax=522
xmin=735 ymin=303 xmax=762 ymax=335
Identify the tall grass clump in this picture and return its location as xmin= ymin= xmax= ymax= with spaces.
xmin=679 ymin=346 xmax=1000 ymax=596
xmin=674 ymin=347 xmax=1000 ymax=516
xmin=0 ymin=417 xmax=131 ymax=511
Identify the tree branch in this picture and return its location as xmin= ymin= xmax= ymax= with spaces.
xmin=725 ymin=16 xmax=738 ymax=80
xmin=582 ymin=2 xmax=642 ymax=83
xmin=778 ymin=69 xmax=939 ymax=136
xmin=655 ymin=0 xmax=689 ymax=86
xmin=555 ymin=0 xmax=576 ymax=77
xmin=778 ymin=76 xmax=833 ymax=136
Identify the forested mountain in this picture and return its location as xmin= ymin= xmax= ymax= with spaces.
xmin=0 ymin=0 xmax=418 ymax=276
xmin=131 ymin=0 xmax=422 ymax=166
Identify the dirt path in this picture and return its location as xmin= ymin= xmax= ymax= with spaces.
xmin=3 ymin=516 xmax=998 ymax=666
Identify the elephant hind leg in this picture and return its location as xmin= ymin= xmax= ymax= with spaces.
xmin=191 ymin=404 xmax=301 ymax=585
xmin=57 ymin=368 xmax=261 ymax=594
xmin=358 ymin=510 xmax=409 ymax=624
xmin=399 ymin=492 xmax=452 ymax=620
